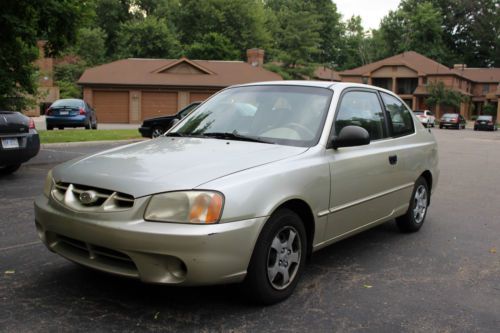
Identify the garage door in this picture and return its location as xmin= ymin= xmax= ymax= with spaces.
xmin=141 ymin=92 xmax=178 ymax=120
xmin=190 ymin=92 xmax=214 ymax=103
xmin=93 ymin=91 xmax=129 ymax=123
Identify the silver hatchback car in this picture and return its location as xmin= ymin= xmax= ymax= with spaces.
xmin=35 ymin=82 xmax=439 ymax=304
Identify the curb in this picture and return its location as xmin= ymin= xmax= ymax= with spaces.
xmin=41 ymin=138 xmax=147 ymax=148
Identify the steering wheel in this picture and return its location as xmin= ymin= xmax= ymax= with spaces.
xmin=282 ymin=122 xmax=315 ymax=138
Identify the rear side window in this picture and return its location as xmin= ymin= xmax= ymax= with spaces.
xmin=381 ymin=93 xmax=414 ymax=137
xmin=335 ymin=91 xmax=386 ymax=140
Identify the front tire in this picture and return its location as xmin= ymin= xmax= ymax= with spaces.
xmin=151 ymin=126 xmax=165 ymax=138
xmin=245 ymin=208 xmax=307 ymax=304
xmin=396 ymin=177 xmax=429 ymax=233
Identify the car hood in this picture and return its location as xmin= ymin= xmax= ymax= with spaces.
xmin=53 ymin=137 xmax=308 ymax=198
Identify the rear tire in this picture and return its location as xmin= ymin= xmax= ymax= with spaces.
xmin=396 ymin=177 xmax=429 ymax=233
xmin=0 ymin=164 xmax=21 ymax=175
xmin=244 ymin=208 xmax=307 ymax=305
xmin=84 ymin=120 xmax=91 ymax=130
xmin=47 ymin=125 xmax=53 ymax=130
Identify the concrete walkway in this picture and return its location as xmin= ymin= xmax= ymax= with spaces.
xmin=33 ymin=116 xmax=139 ymax=130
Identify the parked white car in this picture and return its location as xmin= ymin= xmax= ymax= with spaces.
xmin=414 ymin=110 xmax=436 ymax=127
xmin=35 ymin=82 xmax=439 ymax=304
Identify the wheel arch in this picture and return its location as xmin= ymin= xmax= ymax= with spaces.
xmin=419 ymin=170 xmax=433 ymax=204
xmin=270 ymin=199 xmax=315 ymax=260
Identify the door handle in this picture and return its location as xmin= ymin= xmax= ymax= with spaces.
xmin=389 ymin=155 xmax=398 ymax=165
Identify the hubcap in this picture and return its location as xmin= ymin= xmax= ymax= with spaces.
xmin=266 ymin=226 xmax=301 ymax=290
xmin=413 ymin=185 xmax=428 ymax=224
xmin=152 ymin=128 xmax=164 ymax=138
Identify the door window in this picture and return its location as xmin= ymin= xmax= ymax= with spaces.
xmin=335 ymin=91 xmax=387 ymax=141
xmin=381 ymin=93 xmax=415 ymax=137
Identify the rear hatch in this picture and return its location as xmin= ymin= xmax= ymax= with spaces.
xmin=0 ymin=111 xmax=28 ymax=134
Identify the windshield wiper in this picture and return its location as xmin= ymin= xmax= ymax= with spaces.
xmin=202 ymin=132 xmax=274 ymax=144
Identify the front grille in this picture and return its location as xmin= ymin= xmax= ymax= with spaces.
xmin=52 ymin=182 xmax=134 ymax=212
xmin=54 ymin=234 xmax=139 ymax=278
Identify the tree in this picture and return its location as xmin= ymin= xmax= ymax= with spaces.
xmin=375 ymin=2 xmax=447 ymax=63
xmin=337 ymin=16 xmax=371 ymax=70
xmin=74 ymin=27 xmax=107 ymax=66
xmin=395 ymin=0 xmax=499 ymax=67
xmin=186 ymin=33 xmax=240 ymax=60
xmin=265 ymin=0 xmax=322 ymax=78
xmin=311 ymin=0 xmax=344 ymax=66
xmin=175 ymin=0 xmax=270 ymax=59
xmin=94 ymin=0 xmax=134 ymax=58
xmin=53 ymin=62 xmax=87 ymax=99
xmin=116 ymin=16 xmax=181 ymax=59
xmin=425 ymin=81 xmax=463 ymax=111
xmin=0 ymin=0 xmax=88 ymax=111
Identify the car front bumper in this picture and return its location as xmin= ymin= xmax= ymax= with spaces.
xmin=0 ymin=131 xmax=40 ymax=166
xmin=474 ymin=124 xmax=495 ymax=130
xmin=138 ymin=126 xmax=153 ymax=138
xmin=34 ymin=195 xmax=266 ymax=285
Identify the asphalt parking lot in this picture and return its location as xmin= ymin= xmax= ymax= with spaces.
xmin=1 ymin=129 xmax=499 ymax=332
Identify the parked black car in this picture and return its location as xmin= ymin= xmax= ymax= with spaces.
xmin=474 ymin=115 xmax=497 ymax=131
xmin=139 ymin=102 xmax=201 ymax=138
xmin=0 ymin=111 xmax=40 ymax=174
xmin=45 ymin=99 xmax=97 ymax=130
xmin=439 ymin=113 xmax=466 ymax=129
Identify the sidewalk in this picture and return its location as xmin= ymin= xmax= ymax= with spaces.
xmin=33 ymin=116 xmax=139 ymax=130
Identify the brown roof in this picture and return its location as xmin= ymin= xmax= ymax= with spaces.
xmin=452 ymin=68 xmax=500 ymax=83
xmin=413 ymin=85 xmax=471 ymax=96
xmin=78 ymin=58 xmax=282 ymax=87
xmin=340 ymin=51 xmax=454 ymax=76
xmin=314 ymin=66 xmax=341 ymax=81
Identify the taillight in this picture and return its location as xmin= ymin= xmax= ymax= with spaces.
xmin=28 ymin=118 xmax=36 ymax=129
xmin=46 ymin=108 xmax=52 ymax=116
xmin=79 ymin=107 xmax=86 ymax=115
xmin=453 ymin=118 xmax=458 ymax=123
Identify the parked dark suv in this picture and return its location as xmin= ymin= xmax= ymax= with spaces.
xmin=139 ymin=102 xmax=201 ymax=138
xmin=439 ymin=113 xmax=466 ymax=129
xmin=45 ymin=99 xmax=97 ymax=130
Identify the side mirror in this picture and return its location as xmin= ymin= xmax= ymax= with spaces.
xmin=331 ymin=125 xmax=370 ymax=149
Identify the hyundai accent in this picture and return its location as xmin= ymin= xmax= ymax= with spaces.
xmin=35 ymin=82 xmax=439 ymax=304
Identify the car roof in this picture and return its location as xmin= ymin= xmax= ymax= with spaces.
xmin=233 ymin=81 xmax=396 ymax=95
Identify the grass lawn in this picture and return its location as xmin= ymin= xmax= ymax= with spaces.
xmin=39 ymin=129 xmax=142 ymax=144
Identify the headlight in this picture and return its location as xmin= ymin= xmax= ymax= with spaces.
xmin=43 ymin=169 xmax=54 ymax=198
xmin=144 ymin=191 xmax=224 ymax=224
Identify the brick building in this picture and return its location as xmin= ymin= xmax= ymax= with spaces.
xmin=339 ymin=51 xmax=500 ymax=119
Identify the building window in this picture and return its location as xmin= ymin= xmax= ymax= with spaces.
xmin=483 ymin=84 xmax=489 ymax=94
xmin=396 ymin=78 xmax=418 ymax=95
xmin=372 ymin=78 xmax=392 ymax=91
xmin=362 ymin=77 xmax=368 ymax=84
xmin=423 ymin=77 xmax=427 ymax=85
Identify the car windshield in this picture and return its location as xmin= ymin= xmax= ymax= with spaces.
xmin=51 ymin=99 xmax=83 ymax=108
xmin=477 ymin=115 xmax=492 ymax=121
xmin=178 ymin=103 xmax=200 ymax=118
xmin=171 ymin=85 xmax=333 ymax=147
xmin=442 ymin=113 xmax=458 ymax=118
xmin=413 ymin=111 xmax=424 ymax=115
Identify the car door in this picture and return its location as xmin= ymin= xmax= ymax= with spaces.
xmin=324 ymin=89 xmax=403 ymax=241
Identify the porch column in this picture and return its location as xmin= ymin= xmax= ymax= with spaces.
xmin=392 ymin=77 xmax=397 ymax=94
